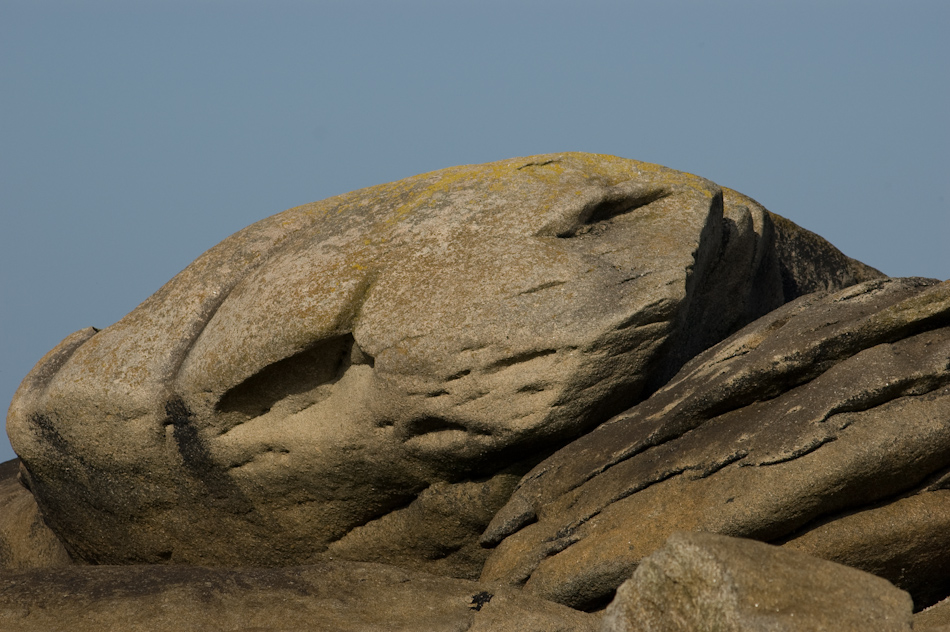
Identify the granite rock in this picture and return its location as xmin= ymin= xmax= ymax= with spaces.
xmin=0 ymin=560 xmax=597 ymax=632
xmin=599 ymin=531 xmax=913 ymax=632
xmin=481 ymin=277 xmax=950 ymax=610
xmin=915 ymin=596 xmax=950 ymax=630
xmin=0 ymin=459 xmax=69 ymax=570
xmin=6 ymin=153 xmax=879 ymax=573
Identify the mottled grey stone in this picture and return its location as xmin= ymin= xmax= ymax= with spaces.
xmin=600 ymin=532 xmax=913 ymax=632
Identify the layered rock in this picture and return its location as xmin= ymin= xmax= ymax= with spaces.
xmin=481 ymin=277 xmax=950 ymax=610
xmin=600 ymin=531 xmax=913 ymax=632
xmin=5 ymin=153 xmax=879 ymax=575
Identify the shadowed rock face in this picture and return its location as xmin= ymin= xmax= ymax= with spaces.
xmin=481 ymin=277 xmax=950 ymax=610
xmin=5 ymin=153 xmax=880 ymax=572
xmin=0 ymin=459 xmax=69 ymax=570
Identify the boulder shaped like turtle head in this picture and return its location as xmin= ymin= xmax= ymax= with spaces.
xmin=6 ymin=153 xmax=878 ymax=570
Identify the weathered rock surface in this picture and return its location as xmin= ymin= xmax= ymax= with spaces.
xmin=0 ymin=560 xmax=597 ymax=632
xmin=0 ymin=459 xmax=69 ymax=570
xmin=481 ymin=277 xmax=950 ymax=610
xmin=5 ymin=152 xmax=879 ymax=574
xmin=599 ymin=531 xmax=913 ymax=632
xmin=916 ymin=596 xmax=950 ymax=630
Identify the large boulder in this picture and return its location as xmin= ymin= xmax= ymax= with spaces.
xmin=0 ymin=560 xmax=597 ymax=632
xmin=481 ymin=277 xmax=950 ymax=610
xmin=600 ymin=531 xmax=913 ymax=632
xmin=6 ymin=153 xmax=880 ymax=574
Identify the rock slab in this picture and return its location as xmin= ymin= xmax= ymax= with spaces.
xmin=0 ymin=560 xmax=597 ymax=632
xmin=482 ymin=277 xmax=950 ymax=610
xmin=600 ymin=531 xmax=913 ymax=632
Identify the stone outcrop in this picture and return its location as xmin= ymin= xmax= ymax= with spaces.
xmin=5 ymin=152 xmax=880 ymax=576
xmin=0 ymin=459 xmax=69 ymax=570
xmin=0 ymin=560 xmax=597 ymax=632
xmin=600 ymin=531 xmax=914 ymax=632
xmin=10 ymin=153 xmax=943 ymax=630
xmin=481 ymin=277 xmax=950 ymax=610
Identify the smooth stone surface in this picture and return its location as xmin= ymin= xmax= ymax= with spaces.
xmin=6 ymin=153 xmax=880 ymax=573
xmin=0 ymin=459 xmax=70 ymax=570
xmin=482 ymin=278 xmax=950 ymax=610
xmin=0 ymin=561 xmax=597 ymax=632
xmin=599 ymin=531 xmax=913 ymax=632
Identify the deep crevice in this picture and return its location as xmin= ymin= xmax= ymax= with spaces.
xmin=485 ymin=349 xmax=557 ymax=372
xmin=216 ymin=334 xmax=372 ymax=420
xmin=516 ymin=280 xmax=567 ymax=296
xmin=553 ymin=189 xmax=671 ymax=238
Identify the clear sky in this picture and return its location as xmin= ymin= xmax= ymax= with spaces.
xmin=2 ymin=1 xmax=948 ymax=463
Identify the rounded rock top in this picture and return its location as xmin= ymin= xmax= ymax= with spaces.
xmin=6 ymin=153 xmax=880 ymax=569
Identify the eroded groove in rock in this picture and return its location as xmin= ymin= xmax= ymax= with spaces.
xmin=216 ymin=335 xmax=360 ymax=422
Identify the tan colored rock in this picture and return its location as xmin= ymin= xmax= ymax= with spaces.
xmin=482 ymin=278 xmax=950 ymax=610
xmin=0 ymin=459 xmax=70 ymax=570
xmin=783 ymin=489 xmax=950 ymax=610
xmin=0 ymin=560 xmax=597 ymax=632
xmin=600 ymin=531 xmax=913 ymax=632
xmin=916 ymin=597 xmax=950 ymax=630
xmin=6 ymin=153 xmax=880 ymax=573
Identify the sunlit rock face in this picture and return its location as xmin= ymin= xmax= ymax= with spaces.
xmin=481 ymin=277 xmax=950 ymax=611
xmin=6 ymin=153 xmax=880 ymax=573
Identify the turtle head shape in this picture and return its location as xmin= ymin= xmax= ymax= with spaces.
xmin=8 ymin=153 xmax=797 ymax=565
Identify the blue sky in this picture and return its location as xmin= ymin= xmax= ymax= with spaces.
xmin=2 ymin=1 xmax=948 ymax=463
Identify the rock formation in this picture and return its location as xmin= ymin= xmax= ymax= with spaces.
xmin=5 ymin=153 xmax=878 ymax=575
xmin=5 ymin=152 xmax=946 ymax=629
xmin=601 ymin=531 xmax=914 ymax=631
xmin=0 ymin=459 xmax=69 ymax=570
xmin=0 ymin=561 xmax=597 ymax=632
xmin=481 ymin=276 xmax=950 ymax=611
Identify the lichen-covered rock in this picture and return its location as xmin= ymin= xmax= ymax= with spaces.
xmin=0 ymin=459 xmax=70 ymax=570
xmin=0 ymin=560 xmax=598 ymax=632
xmin=600 ymin=532 xmax=913 ymax=632
xmin=481 ymin=278 xmax=950 ymax=610
xmin=6 ymin=153 xmax=880 ymax=573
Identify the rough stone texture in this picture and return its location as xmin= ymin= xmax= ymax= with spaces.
xmin=5 ymin=153 xmax=880 ymax=574
xmin=0 ymin=459 xmax=70 ymax=570
xmin=782 ymin=488 xmax=950 ymax=610
xmin=481 ymin=277 xmax=950 ymax=610
xmin=599 ymin=531 xmax=913 ymax=632
xmin=0 ymin=561 xmax=597 ymax=632
xmin=916 ymin=597 xmax=950 ymax=630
